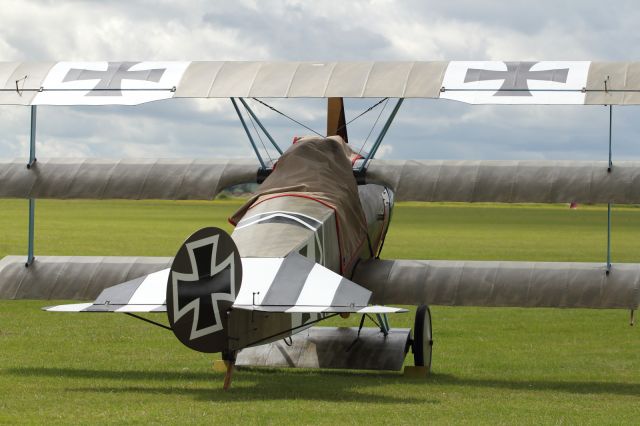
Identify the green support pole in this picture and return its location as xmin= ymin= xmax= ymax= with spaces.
xmin=376 ymin=313 xmax=389 ymax=336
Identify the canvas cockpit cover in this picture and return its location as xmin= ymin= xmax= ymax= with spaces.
xmin=230 ymin=136 xmax=368 ymax=273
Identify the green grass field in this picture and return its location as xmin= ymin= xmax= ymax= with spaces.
xmin=1 ymin=199 xmax=639 ymax=424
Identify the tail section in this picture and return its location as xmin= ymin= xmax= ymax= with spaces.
xmin=166 ymin=227 xmax=242 ymax=353
xmin=233 ymin=252 xmax=406 ymax=314
xmin=44 ymin=228 xmax=404 ymax=360
xmin=43 ymin=268 xmax=169 ymax=312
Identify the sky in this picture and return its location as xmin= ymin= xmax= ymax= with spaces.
xmin=1 ymin=0 xmax=640 ymax=162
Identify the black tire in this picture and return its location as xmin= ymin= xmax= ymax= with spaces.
xmin=412 ymin=305 xmax=433 ymax=370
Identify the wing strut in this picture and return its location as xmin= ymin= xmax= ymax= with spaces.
xmin=359 ymin=98 xmax=404 ymax=172
xmin=606 ymin=103 xmax=613 ymax=274
xmin=26 ymin=105 xmax=37 ymax=267
xmin=238 ymin=98 xmax=283 ymax=155
xmin=230 ymin=98 xmax=267 ymax=170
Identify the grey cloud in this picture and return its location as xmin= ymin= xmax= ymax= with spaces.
xmin=202 ymin=4 xmax=392 ymax=60
xmin=386 ymin=101 xmax=637 ymax=161
xmin=1 ymin=0 xmax=640 ymax=164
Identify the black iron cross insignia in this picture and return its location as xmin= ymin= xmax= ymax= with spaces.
xmin=62 ymin=62 xmax=166 ymax=96
xmin=464 ymin=62 xmax=569 ymax=96
xmin=172 ymin=235 xmax=236 ymax=341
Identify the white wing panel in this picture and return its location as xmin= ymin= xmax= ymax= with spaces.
xmin=441 ymin=61 xmax=590 ymax=104
xmin=33 ymin=61 xmax=190 ymax=105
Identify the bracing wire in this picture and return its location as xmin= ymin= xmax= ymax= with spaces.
xmin=336 ymin=97 xmax=389 ymax=136
xmin=251 ymin=98 xmax=325 ymax=137
xmin=250 ymin=96 xmax=391 ymax=148
xmin=245 ymin=102 xmax=273 ymax=164
xmin=357 ymin=98 xmax=389 ymax=156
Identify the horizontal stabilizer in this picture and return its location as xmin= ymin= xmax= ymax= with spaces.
xmin=233 ymin=253 xmax=406 ymax=313
xmin=42 ymin=254 xmax=406 ymax=315
xmin=44 ymin=269 xmax=169 ymax=312
xmin=44 ymin=303 xmax=94 ymax=312
xmin=237 ymin=305 xmax=406 ymax=314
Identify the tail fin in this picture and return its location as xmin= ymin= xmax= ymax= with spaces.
xmin=167 ymin=227 xmax=242 ymax=353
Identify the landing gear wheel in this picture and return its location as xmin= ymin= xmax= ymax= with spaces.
xmin=412 ymin=305 xmax=433 ymax=371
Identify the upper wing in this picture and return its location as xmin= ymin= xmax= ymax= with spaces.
xmin=353 ymin=259 xmax=640 ymax=309
xmin=2 ymin=61 xmax=639 ymax=105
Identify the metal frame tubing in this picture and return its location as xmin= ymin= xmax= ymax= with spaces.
xmin=231 ymin=98 xmax=267 ymax=170
xmin=606 ymin=105 xmax=613 ymax=273
xmin=238 ymin=98 xmax=283 ymax=155
xmin=26 ymin=105 xmax=37 ymax=266
xmin=360 ymin=98 xmax=404 ymax=172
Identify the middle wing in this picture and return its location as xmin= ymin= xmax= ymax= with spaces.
xmin=0 ymin=158 xmax=259 ymax=200
xmin=364 ymin=160 xmax=640 ymax=204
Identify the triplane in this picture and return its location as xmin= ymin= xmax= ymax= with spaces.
xmin=1 ymin=61 xmax=639 ymax=389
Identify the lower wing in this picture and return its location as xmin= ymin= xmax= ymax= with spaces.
xmin=353 ymin=259 xmax=640 ymax=309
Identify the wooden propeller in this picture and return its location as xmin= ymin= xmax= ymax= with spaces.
xmin=327 ymin=97 xmax=348 ymax=143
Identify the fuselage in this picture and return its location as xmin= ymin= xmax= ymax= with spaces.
xmin=231 ymin=184 xmax=394 ymax=276
xmin=226 ymin=136 xmax=394 ymax=350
